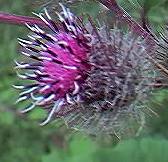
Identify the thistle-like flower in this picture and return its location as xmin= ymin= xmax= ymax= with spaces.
xmin=14 ymin=3 xmax=162 ymax=136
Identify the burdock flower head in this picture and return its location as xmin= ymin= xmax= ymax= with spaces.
xmin=14 ymin=3 xmax=162 ymax=136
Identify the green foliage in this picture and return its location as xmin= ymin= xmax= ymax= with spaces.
xmin=139 ymin=0 xmax=165 ymax=10
xmin=72 ymin=1 xmax=100 ymax=18
xmin=117 ymin=0 xmax=168 ymax=30
xmin=1 ymin=0 xmax=168 ymax=162
xmin=0 ymin=119 xmax=53 ymax=162
xmin=94 ymin=138 xmax=168 ymax=162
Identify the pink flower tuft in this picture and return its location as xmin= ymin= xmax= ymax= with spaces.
xmin=39 ymin=32 xmax=91 ymax=99
xmin=15 ymin=4 xmax=91 ymax=125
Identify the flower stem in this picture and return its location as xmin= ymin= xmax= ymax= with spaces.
xmin=98 ymin=0 xmax=156 ymax=44
xmin=0 ymin=12 xmax=46 ymax=26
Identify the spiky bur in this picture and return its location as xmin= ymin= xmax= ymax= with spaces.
xmin=63 ymin=29 xmax=158 ymax=137
xmin=14 ymin=4 xmax=163 ymax=137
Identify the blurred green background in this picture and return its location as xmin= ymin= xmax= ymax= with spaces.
xmin=1 ymin=0 xmax=168 ymax=162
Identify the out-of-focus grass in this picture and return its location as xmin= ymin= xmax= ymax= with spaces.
xmin=1 ymin=0 xmax=168 ymax=162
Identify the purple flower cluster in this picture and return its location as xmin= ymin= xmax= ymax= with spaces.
xmin=14 ymin=3 xmax=168 ymax=136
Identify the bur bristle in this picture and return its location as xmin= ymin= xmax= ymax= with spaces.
xmin=155 ymin=27 xmax=168 ymax=76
